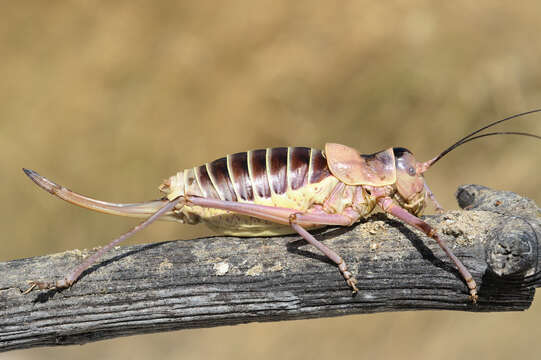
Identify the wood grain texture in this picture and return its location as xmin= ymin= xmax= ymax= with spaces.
xmin=1 ymin=185 xmax=539 ymax=352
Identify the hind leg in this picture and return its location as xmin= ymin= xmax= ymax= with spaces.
xmin=23 ymin=196 xmax=185 ymax=293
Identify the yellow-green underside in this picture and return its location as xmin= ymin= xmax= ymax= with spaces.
xmin=167 ymin=175 xmax=361 ymax=236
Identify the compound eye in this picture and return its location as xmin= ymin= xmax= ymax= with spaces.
xmin=407 ymin=166 xmax=416 ymax=176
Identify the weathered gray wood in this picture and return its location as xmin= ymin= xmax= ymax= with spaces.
xmin=1 ymin=185 xmax=539 ymax=352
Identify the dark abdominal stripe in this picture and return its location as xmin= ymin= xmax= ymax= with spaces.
xmin=192 ymin=147 xmax=331 ymax=201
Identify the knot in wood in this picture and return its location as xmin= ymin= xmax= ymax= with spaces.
xmin=456 ymin=184 xmax=540 ymax=218
xmin=485 ymin=218 xmax=538 ymax=277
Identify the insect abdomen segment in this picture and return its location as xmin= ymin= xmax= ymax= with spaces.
xmin=164 ymin=147 xmax=332 ymax=203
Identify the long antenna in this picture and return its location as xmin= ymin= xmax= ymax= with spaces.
xmin=420 ymin=109 xmax=541 ymax=170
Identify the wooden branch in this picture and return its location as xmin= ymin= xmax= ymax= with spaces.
xmin=1 ymin=185 xmax=540 ymax=351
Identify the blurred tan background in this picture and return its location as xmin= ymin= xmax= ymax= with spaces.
xmin=2 ymin=1 xmax=541 ymax=359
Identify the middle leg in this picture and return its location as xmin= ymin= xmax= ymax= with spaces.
xmin=187 ymin=196 xmax=361 ymax=292
xmin=377 ymin=196 xmax=478 ymax=303
xmin=290 ymin=220 xmax=359 ymax=293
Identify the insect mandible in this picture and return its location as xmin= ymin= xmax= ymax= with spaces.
xmin=22 ymin=110 xmax=541 ymax=303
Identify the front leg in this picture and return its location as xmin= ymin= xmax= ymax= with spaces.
xmin=377 ymin=197 xmax=478 ymax=303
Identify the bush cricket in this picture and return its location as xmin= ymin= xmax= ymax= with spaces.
xmin=22 ymin=109 xmax=541 ymax=303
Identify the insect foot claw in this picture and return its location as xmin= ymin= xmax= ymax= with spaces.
xmin=347 ymin=278 xmax=359 ymax=294
xmin=21 ymin=278 xmax=72 ymax=294
xmin=21 ymin=282 xmax=37 ymax=295
xmin=469 ymin=290 xmax=479 ymax=304
xmin=466 ymin=278 xmax=478 ymax=304
xmin=338 ymin=263 xmax=359 ymax=294
xmin=21 ymin=280 xmax=51 ymax=294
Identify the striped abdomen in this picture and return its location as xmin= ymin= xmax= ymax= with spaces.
xmin=162 ymin=147 xmax=332 ymax=203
